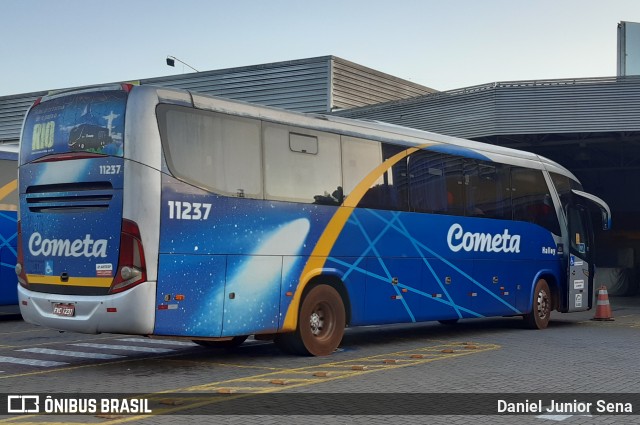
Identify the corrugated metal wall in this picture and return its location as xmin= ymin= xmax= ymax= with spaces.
xmin=145 ymin=56 xmax=437 ymax=112
xmin=5 ymin=71 xmax=640 ymax=145
xmin=144 ymin=56 xmax=333 ymax=113
xmin=331 ymin=57 xmax=435 ymax=110
xmin=0 ymin=92 xmax=43 ymax=143
xmin=494 ymin=77 xmax=640 ymax=135
xmin=0 ymin=56 xmax=434 ymax=143
xmin=336 ymin=76 xmax=640 ymax=139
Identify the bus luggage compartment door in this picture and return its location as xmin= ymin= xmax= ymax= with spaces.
xmin=221 ymin=255 xmax=282 ymax=337
xmin=154 ymin=254 xmax=226 ymax=336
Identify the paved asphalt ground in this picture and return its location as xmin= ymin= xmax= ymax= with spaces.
xmin=0 ymin=295 xmax=639 ymax=425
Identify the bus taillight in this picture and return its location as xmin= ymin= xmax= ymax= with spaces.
xmin=15 ymin=221 xmax=29 ymax=288
xmin=109 ymin=219 xmax=147 ymax=294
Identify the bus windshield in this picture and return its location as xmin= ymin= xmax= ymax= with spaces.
xmin=20 ymin=90 xmax=127 ymax=164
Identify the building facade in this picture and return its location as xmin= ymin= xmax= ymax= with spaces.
xmin=0 ymin=56 xmax=435 ymax=146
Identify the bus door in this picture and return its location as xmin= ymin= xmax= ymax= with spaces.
xmin=566 ymin=203 xmax=592 ymax=312
xmin=565 ymin=190 xmax=611 ymax=312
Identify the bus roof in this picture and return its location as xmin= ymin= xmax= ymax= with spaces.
xmin=161 ymin=86 xmax=577 ymax=180
xmin=41 ymin=84 xmax=577 ymax=181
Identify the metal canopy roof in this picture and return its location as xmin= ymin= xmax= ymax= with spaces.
xmin=335 ymin=75 xmax=640 ymax=139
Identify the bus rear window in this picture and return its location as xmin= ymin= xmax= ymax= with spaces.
xmin=20 ymin=90 xmax=127 ymax=164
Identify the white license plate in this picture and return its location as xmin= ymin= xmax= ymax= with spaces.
xmin=53 ymin=303 xmax=75 ymax=317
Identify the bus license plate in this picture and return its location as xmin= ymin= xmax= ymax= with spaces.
xmin=53 ymin=303 xmax=75 ymax=317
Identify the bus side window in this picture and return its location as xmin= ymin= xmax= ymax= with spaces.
xmin=263 ymin=123 xmax=342 ymax=204
xmin=358 ymin=144 xmax=409 ymax=211
xmin=159 ymin=106 xmax=263 ymax=199
xmin=549 ymin=171 xmax=584 ymax=213
xmin=342 ymin=136 xmax=382 ymax=206
xmin=443 ymin=155 xmax=464 ymax=216
xmin=568 ymin=206 xmax=588 ymax=254
xmin=464 ymin=160 xmax=512 ymax=220
xmin=408 ymin=151 xmax=463 ymax=216
xmin=408 ymin=151 xmax=445 ymax=213
xmin=512 ymin=167 xmax=561 ymax=235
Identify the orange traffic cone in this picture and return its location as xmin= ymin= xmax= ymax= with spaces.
xmin=591 ymin=285 xmax=614 ymax=321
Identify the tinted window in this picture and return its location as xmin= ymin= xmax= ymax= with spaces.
xmin=263 ymin=123 xmax=341 ymax=204
xmin=408 ymin=150 xmax=464 ymax=216
xmin=512 ymin=167 xmax=561 ymax=234
xmin=159 ymin=105 xmax=262 ymax=198
xmin=342 ymin=136 xmax=383 ymax=204
xmin=359 ymin=144 xmax=409 ymax=211
xmin=21 ymin=90 xmax=127 ymax=164
xmin=568 ymin=205 xmax=589 ymax=255
xmin=464 ymin=160 xmax=512 ymax=220
xmin=550 ymin=172 xmax=583 ymax=211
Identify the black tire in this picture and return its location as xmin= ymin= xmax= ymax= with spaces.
xmin=438 ymin=319 xmax=459 ymax=325
xmin=524 ymin=279 xmax=551 ymax=329
xmin=275 ymin=285 xmax=345 ymax=356
xmin=193 ymin=335 xmax=248 ymax=349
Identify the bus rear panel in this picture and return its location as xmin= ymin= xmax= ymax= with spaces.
xmin=18 ymin=86 xmax=155 ymax=333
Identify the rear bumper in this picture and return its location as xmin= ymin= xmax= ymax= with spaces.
xmin=18 ymin=281 xmax=156 ymax=334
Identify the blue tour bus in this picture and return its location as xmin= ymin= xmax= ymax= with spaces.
xmin=16 ymin=84 xmax=610 ymax=355
xmin=0 ymin=143 xmax=18 ymax=306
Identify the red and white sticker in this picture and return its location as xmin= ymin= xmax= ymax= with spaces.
xmin=96 ymin=263 xmax=113 ymax=277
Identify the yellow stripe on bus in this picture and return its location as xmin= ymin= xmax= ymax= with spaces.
xmin=26 ymin=274 xmax=113 ymax=288
xmin=0 ymin=179 xmax=17 ymax=202
xmin=282 ymin=143 xmax=433 ymax=331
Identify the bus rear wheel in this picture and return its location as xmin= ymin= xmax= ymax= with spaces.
xmin=275 ymin=284 xmax=345 ymax=356
xmin=524 ymin=279 xmax=551 ymax=329
xmin=193 ymin=335 xmax=248 ymax=349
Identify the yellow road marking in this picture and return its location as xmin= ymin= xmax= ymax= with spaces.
xmin=0 ymin=341 xmax=499 ymax=424
xmin=162 ymin=358 xmax=285 ymax=371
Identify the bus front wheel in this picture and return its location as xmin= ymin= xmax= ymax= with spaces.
xmin=275 ymin=284 xmax=345 ymax=356
xmin=524 ymin=279 xmax=551 ymax=329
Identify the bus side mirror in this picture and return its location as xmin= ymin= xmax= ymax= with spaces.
xmin=571 ymin=189 xmax=611 ymax=231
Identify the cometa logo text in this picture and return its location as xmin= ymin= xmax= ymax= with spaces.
xmin=447 ymin=223 xmax=521 ymax=253
xmin=28 ymin=233 xmax=108 ymax=258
